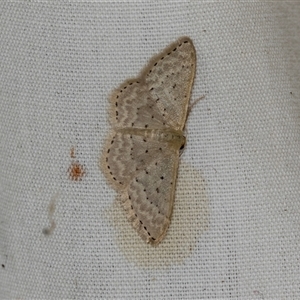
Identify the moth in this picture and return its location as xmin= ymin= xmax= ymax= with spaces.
xmin=101 ymin=37 xmax=196 ymax=245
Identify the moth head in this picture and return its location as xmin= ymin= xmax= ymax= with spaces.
xmin=179 ymin=137 xmax=186 ymax=156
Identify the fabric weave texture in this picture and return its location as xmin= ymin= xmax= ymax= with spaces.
xmin=0 ymin=2 xmax=299 ymax=299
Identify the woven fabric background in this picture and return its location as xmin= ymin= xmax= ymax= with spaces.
xmin=1 ymin=2 xmax=300 ymax=299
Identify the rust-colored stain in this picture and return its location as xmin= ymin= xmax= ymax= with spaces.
xmin=70 ymin=147 xmax=76 ymax=158
xmin=68 ymin=161 xmax=85 ymax=181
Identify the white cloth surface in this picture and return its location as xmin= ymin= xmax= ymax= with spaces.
xmin=1 ymin=2 xmax=300 ymax=299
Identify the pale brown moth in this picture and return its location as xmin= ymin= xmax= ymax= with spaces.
xmin=101 ymin=37 xmax=196 ymax=245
